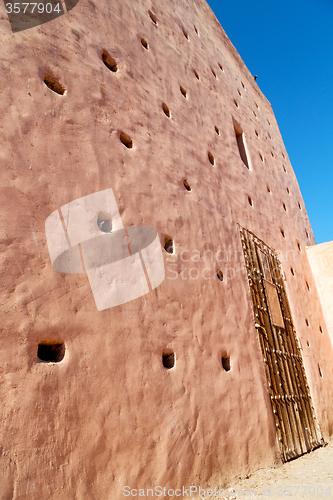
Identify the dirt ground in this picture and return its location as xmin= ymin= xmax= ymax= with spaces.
xmin=196 ymin=440 xmax=333 ymax=500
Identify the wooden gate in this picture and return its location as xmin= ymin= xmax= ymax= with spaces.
xmin=239 ymin=226 xmax=324 ymax=462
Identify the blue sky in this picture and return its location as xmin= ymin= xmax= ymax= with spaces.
xmin=206 ymin=0 xmax=333 ymax=244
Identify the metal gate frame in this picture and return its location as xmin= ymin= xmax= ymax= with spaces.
xmin=239 ymin=226 xmax=324 ymax=462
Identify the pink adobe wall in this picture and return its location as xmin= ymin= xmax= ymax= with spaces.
xmin=0 ymin=0 xmax=332 ymax=497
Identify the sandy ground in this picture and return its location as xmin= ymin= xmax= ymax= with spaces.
xmin=195 ymin=440 xmax=333 ymax=500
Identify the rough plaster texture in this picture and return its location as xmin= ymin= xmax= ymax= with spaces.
xmin=0 ymin=0 xmax=333 ymax=498
xmin=307 ymin=241 xmax=333 ymax=347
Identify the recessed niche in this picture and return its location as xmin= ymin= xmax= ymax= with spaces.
xmin=307 ymin=340 xmax=310 ymax=347
xmin=194 ymin=25 xmax=199 ymax=35
xmin=286 ymin=187 xmax=290 ymax=194
xmin=162 ymin=102 xmax=171 ymax=117
xmin=183 ymin=179 xmax=191 ymax=191
xmin=234 ymin=121 xmax=250 ymax=169
xmin=267 ymin=119 xmax=271 ymax=125
xmin=212 ymin=68 xmax=217 ymax=78
xmin=234 ymin=99 xmax=238 ymax=107
xmin=208 ymin=152 xmax=215 ymax=165
xmin=298 ymin=202 xmax=302 ymax=210
xmin=318 ymin=364 xmax=323 ymax=378
xmin=43 ymin=74 xmax=66 ymax=95
xmin=259 ymin=153 xmax=264 ymax=162
xmin=281 ymin=228 xmax=285 ymax=238
xmin=283 ymin=165 xmax=286 ymax=172
xmin=319 ymin=325 xmax=323 ymax=333
xmin=182 ymin=28 xmax=189 ymax=39
xmin=148 ymin=10 xmax=157 ymax=25
xmin=37 ymin=342 xmax=65 ymax=363
xmin=164 ymin=236 xmax=174 ymax=254
xmin=271 ymin=151 xmax=274 ymax=157
xmin=305 ymin=318 xmax=309 ymax=327
xmin=141 ymin=38 xmax=149 ymax=50
xmin=238 ymin=90 xmax=242 ymax=97
xmin=306 ymin=281 xmax=310 ymax=291
xmin=305 ymin=230 xmax=309 ymax=238
xmin=180 ymin=86 xmax=187 ymax=98
xmin=221 ymin=354 xmax=230 ymax=372
xmin=255 ymin=102 xmax=259 ymax=109
xmin=119 ymin=132 xmax=133 ymax=148
xmin=297 ymin=242 xmax=301 ymax=251
xmin=283 ymin=203 xmax=287 ymax=211
xmin=248 ymin=196 xmax=253 ymax=206
xmin=193 ymin=69 xmax=200 ymax=80
xmin=215 ymin=126 xmax=220 ymax=135
xmin=97 ymin=211 xmax=112 ymax=233
xmin=267 ymin=185 xmax=271 ymax=193
xmin=162 ymin=349 xmax=175 ymax=369
xmin=290 ymin=267 xmax=295 ymax=276
xmin=217 ymin=269 xmax=223 ymax=281
xmin=218 ymin=63 xmax=223 ymax=71
xmin=255 ymin=130 xmax=259 ymax=137
xmin=101 ymin=49 xmax=118 ymax=72
xmin=253 ymin=110 xmax=257 ymax=117
xmin=241 ymin=81 xmax=245 ymax=89
xmin=282 ymin=153 xmax=285 ymax=158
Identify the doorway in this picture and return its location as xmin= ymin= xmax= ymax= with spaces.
xmin=239 ymin=226 xmax=324 ymax=461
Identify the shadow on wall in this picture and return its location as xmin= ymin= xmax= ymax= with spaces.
xmin=4 ymin=0 xmax=81 ymax=33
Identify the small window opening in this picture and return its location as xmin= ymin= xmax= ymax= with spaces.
xmin=253 ymin=110 xmax=257 ymax=117
xmin=183 ymin=179 xmax=191 ymax=191
xmin=271 ymin=151 xmax=274 ymax=157
xmin=238 ymin=90 xmax=242 ymax=97
xmin=255 ymin=130 xmax=259 ymax=137
xmin=319 ymin=325 xmax=323 ymax=333
xmin=281 ymin=228 xmax=285 ymax=238
xmin=306 ymin=281 xmax=310 ymax=291
xmin=267 ymin=119 xmax=271 ymax=125
xmin=248 ymin=196 xmax=253 ymax=206
xmin=43 ymin=75 xmax=66 ymax=95
xmin=193 ymin=69 xmax=200 ymax=80
xmin=297 ymin=242 xmax=301 ymax=251
xmin=268 ymin=132 xmax=272 ymax=139
xmin=286 ymin=187 xmax=290 ymax=194
xmin=234 ymin=99 xmax=238 ymax=107
xmin=212 ymin=68 xmax=217 ymax=78
xmin=221 ymin=354 xmax=230 ymax=372
xmin=119 ymin=132 xmax=133 ymax=148
xmin=318 ymin=364 xmax=323 ymax=378
xmin=162 ymin=102 xmax=171 ymax=117
xmin=194 ymin=25 xmax=198 ymax=35
xmin=234 ymin=124 xmax=249 ymax=169
xmin=241 ymin=81 xmax=245 ymax=89
xmin=259 ymin=153 xmax=264 ymax=162
xmin=305 ymin=230 xmax=309 ymax=238
xmin=306 ymin=340 xmax=310 ymax=347
xmin=148 ymin=10 xmax=157 ymax=25
xmin=141 ymin=38 xmax=149 ymax=50
xmin=101 ymin=50 xmax=118 ymax=72
xmin=283 ymin=165 xmax=286 ymax=172
xmin=217 ymin=269 xmax=223 ymax=281
xmin=290 ymin=267 xmax=294 ymax=276
xmin=182 ymin=28 xmax=189 ymax=39
xmin=218 ymin=63 xmax=223 ymax=71
xmin=298 ymin=202 xmax=302 ymax=210
xmin=215 ymin=126 xmax=220 ymax=135
xmin=283 ymin=203 xmax=287 ymax=211
xmin=255 ymin=102 xmax=259 ymax=109
xmin=208 ymin=152 xmax=215 ymax=165
xmin=267 ymin=185 xmax=271 ymax=193
xmin=164 ymin=236 xmax=174 ymax=254
xmin=162 ymin=349 xmax=175 ymax=369
xmin=305 ymin=318 xmax=309 ymax=327
xmin=282 ymin=152 xmax=285 ymax=158
xmin=180 ymin=86 xmax=187 ymax=98
xmin=97 ymin=211 xmax=112 ymax=233
xmin=38 ymin=342 xmax=65 ymax=363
